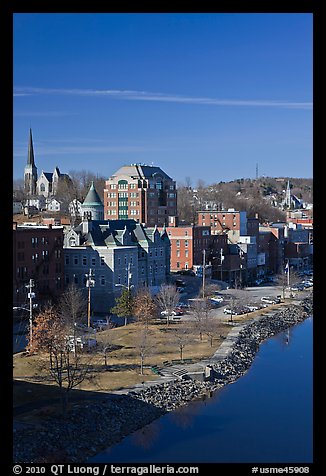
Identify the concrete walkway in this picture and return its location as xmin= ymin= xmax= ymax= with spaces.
xmin=112 ymin=303 xmax=295 ymax=396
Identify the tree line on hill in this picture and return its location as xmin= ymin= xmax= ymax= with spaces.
xmin=176 ymin=176 xmax=313 ymax=224
xmin=13 ymin=172 xmax=312 ymax=225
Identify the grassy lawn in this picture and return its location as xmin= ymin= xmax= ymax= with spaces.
xmin=13 ymin=320 xmax=230 ymax=409
xmin=13 ymin=303 xmax=286 ymax=417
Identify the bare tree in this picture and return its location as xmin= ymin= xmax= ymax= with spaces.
xmin=133 ymin=288 xmax=157 ymax=327
xmin=57 ymin=283 xmax=88 ymax=356
xmin=190 ymin=298 xmax=212 ymax=340
xmin=204 ymin=316 xmax=223 ymax=347
xmin=27 ymin=305 xmax=92 ymax=416
xmin=99 ymin=324 xmax=116 ymax=369
xmin=156 ymin=284 xmax=180 ymax=327
xmin=173 ymin=324 xmax=193 ymax=361
xmin=135 ymin=324 xmax=155 ymax=375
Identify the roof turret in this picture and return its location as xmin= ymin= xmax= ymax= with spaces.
xmin=82 ymin=181 xmax=103 ymax=207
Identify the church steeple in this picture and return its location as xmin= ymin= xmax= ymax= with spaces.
xmin=24 ymin=128 xmax=38 ymax=196
xmin=27 ymin=128 xmax=35 ymax=166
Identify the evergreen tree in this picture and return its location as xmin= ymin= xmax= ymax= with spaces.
xmin=111 ymin=288 xmax=134 ymax=326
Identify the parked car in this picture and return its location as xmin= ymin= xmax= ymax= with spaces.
xmin=223 ymin=307 xmax=244 ymax=315
xmin=261 ymin=296 xmax=281 ymax=305
xmin=173 ymin=307 xmax=184 ymax=315
xmin=91 ymin=319 xmax=109 ymax=330
xmin=244 ymin=305 xmax=260 ymax=312
xmin=210 ymin=296 xmax=223 ymax=303
xmin=161 ymin=310 xmax=177 ymax=317
xmin=301 ymin=280 xmax=313 ymax=288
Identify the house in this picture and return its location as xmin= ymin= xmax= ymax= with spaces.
xmin=46 ymin=197 xmax=62 ymax=212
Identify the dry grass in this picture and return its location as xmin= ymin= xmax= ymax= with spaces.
xmin=13 ymin=321 xmax=229 ymax=404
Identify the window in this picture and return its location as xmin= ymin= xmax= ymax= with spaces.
xmin=177 ymin=250 xmax=180 ymax=257
xmin=65 ymin=256 xmax=70 ymax=265
xmin=31 ymin=237 xmax=38 ymax=248
xmin=42 ymin=250 xmax=49 ymax=261
xmin=69 ymin=237 xmax=76 ymax=246
xmin=185 ymin=240 xmax=188 ymax=247
xmin=74 ymin=256 xmax=78 ymax=265
xmin=40 ymin=183 xmax=45 ymax=192
xmin=110 ymin=184 xmax=117 ymax=189
xmin=176 ymin=262 xmax=180 ymax=268
xmin=100 ymin=276 xmax=105 ymax=286
xmin=82 ymin=256 xmax=87 ymax=266
xmin=73 ymin=274 xmax=78 ymax=284
xmin=176 ymin=240 xmax=180 ymax=247
xmin=91 ymin=257 xmax=96 ymax=266
xmin=184 ymin=230 xmax=188 ymax=236
xmin=130 ymin=183 xmax=136 ymax=189
xmin=100 ymin=256 xmax=105 ymax=266
xmin=130 ymin=192 xmax=138 ymax=198
xmin=65 ymin=275 xmax=70 ymax=285
xmin=185 ymin=250 xmax=189 ymax=258
xmin=118 ymin=180 xmax=128 ymax=189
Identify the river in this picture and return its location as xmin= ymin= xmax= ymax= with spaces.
xmin=89 ymin=316 xmax=313 ymax=463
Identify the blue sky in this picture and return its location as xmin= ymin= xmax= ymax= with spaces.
xmin=13 ymin=13 xmax=313 ymax=185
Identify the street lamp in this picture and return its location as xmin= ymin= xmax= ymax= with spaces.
xmin=85 ymin=269 xmax=95 ymax=328
xmin=25 ymin=279 xmax=35 ymax=348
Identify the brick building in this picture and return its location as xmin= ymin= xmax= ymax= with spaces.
xmin=13 ymin=223 xmax=64 ymax=306
xmin=104 ymin=164 xmax=177 ymax=227
xmin=197 ymin=209 xmax=247 ymax=243
xmin=162 ymin=225 xmax=210 ymax=272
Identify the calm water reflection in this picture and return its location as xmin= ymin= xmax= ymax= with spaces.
xmin=90 ymin=317 xmax=313 ymax=463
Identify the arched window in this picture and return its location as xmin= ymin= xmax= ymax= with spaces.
xmin=40 ymin=183 xmax=46 ymax=192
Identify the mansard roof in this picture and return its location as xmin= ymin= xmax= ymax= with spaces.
xmin=111 ymin=164 xmax=172 ymax=181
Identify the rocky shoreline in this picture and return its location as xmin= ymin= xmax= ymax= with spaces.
xmin=13 ymin=295 xmax=312 ymax=463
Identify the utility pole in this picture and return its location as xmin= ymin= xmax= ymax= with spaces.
xmin=239 ymin=248 xmax=243 ymax=288
xmin=26 ymin=279 xmax=35 ymax=348
xmin=202 ymin=249 xmax=206 ymax=298
xmin=286 ymin=259 xmax=290 ymax=288
xmin=220 ymin=248 xmax=224 ymax=281
xmin=85 ymin=269 xmax=95 ymax=327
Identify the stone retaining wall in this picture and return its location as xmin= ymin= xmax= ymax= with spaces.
xmin=13 ymin=295 xmax=312 ymax=463
xmin=131 ymin=296 xmax=313 ymax=412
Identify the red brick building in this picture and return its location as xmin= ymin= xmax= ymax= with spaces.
xmin=163 ymin=225 xmax=211 ymax=272
xmin=104 ymin=164 xmax=177 ymax=227
xmin=13 ymin=223 xmax=64 ymax=306
xmin=197 ymin=209 xmax=247 ymax=242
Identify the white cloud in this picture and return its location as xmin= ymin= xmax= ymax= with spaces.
xmin=13 ymin=86 xmax=312 ymax=110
